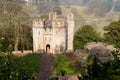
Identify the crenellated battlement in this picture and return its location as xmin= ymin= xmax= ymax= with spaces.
xmin=33 ymin=12 xmax=75 ymax=54
xmin=33 ymin=12 xmax=68 ymax=28
xmin=52 ymin=20 xmax=66 ymax=28
xmin=33 ymin=19 xmax=45 ymax=28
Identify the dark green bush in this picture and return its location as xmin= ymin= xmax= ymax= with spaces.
xmin=0 ymin=54 xmax=37 ymax=80
xmin=84 ymin=50 xmax=120 ymax=80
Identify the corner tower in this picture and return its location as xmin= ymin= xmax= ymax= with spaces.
xmin=67 ymin=13 xmax=75 ymax=52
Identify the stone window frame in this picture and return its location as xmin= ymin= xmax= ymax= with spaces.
xmin=38 ymin=31 xmax=40 ymax=35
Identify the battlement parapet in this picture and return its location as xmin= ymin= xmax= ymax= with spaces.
xmin=33 ymin=19 xmax=45 ymax=28
xmin=52 ymin=20 xmax=66 ymax=28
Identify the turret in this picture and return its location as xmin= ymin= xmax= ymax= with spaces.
xmin=67 ymin=13 xmax=75 ymax=52
xmin=49 ymin=12 xmax=57 ymax=21
xmin=33 ymin=19 xmax=45 ymax=28
xmin=67 ymin=13 xmax=74 ymax=20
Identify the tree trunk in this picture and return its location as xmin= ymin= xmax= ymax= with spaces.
xmin=14 ymin=37 xmax=19 ymax=51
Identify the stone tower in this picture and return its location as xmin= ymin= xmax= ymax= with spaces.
xmin=67 ymin=13 xmax=75 ymax=51
xmin=49 ymin=12 xmax=57 ymax=21
xmin=33 ymin=12 xmax=75 ymax=54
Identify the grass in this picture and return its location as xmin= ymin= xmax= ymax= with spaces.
xmin=56 ymin=55 xmax=80 ymax=75
xmin=18 ymin=54 xmax=41 ymax=73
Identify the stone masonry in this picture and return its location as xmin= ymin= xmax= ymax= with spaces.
xmin=33 ymin=12 xmax=75 ymax=54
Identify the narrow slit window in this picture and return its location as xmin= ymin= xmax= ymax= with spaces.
xmin=38 ymin=31 xmax=40 ymax=35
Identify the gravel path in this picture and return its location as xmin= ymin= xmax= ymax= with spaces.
xmin=38 ymin=54 xmax=55 ymax=80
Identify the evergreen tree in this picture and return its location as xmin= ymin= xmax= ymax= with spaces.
xmin=74 ymin=25 xmax=101 ymax=50
xmin=103 ymin=20 xmax=120 ymax=47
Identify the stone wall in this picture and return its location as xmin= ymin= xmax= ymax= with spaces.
xmin=12 ymin=50 xmax=33 ymax=56
xmin=33 ymin=12 xmax=75 ymax=54
xmin=84 ymin=42 xmax=115 ymax=62
xmin=67 ymin=13 xmax=75 ymax=51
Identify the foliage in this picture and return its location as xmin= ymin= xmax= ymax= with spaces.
xmin=0 ymin=37 xmax=14 ymax=54
xmin=85 ymin=55 xmax=112 ymax=80
xmin=74 ymin=25 xmax=101 ymax=50
xmin=0 ymin=38 xmax=7 ymax=52
xmin=0 ymin=0 xmax=32 ymax=51
xmin=84 ymin=49 xmax=120 ymax=80
xmin=0 ymin=54 xmax=37 ymax=80
xmin=56 ymin=55 xmax=77 ymax=75
xmin=40 ymin=15 xmax=49 ymax=20
xmin=48 ymin=77 xmax=58 ymax=80
xmin=103 ymin=20 xmax=120 ymax=47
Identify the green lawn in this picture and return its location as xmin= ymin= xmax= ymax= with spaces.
xmin=56 ymin=55 xmax=80 ymax=75
xmin=18 ymin=54 xmax=41 ymax=73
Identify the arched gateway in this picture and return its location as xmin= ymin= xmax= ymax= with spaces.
xmin=33 ymin=12 xmax=75 ymax=54
xmin=46 ymin=44 xmax=50 ymax=53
